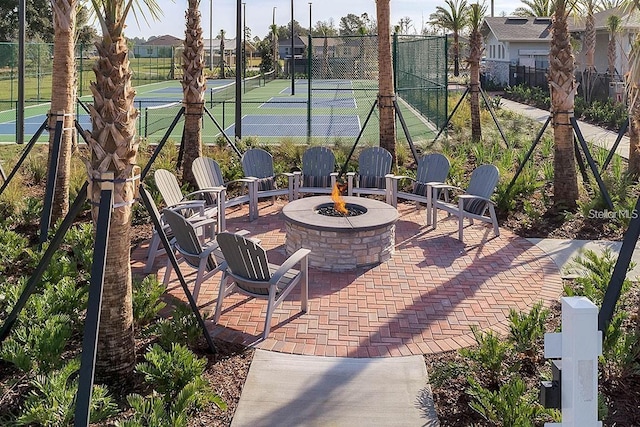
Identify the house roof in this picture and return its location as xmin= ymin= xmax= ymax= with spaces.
xmin=280 ymin=35 xmax=307 ymax=47
xmin=143 ymin=35 xmax=182 ymax=46
xmin=481 ymin=17 xmax=552 ymax=42
xmin=570 ymin=6 xmax=640 ymax=31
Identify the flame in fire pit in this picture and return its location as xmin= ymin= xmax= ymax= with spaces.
xmin=331 ymin=182 xmax=348 ymax=215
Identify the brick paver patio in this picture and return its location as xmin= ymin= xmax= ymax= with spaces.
xmin=133 ymin=199 xmax=563 ymax=358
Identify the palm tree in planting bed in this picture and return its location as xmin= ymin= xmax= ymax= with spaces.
xmin=429 ymin=0 xmax=468 ymax=78
xmin=49 ymin=0 xmax=77 ymax=222
xmin=84 ymin=0 xmax=160 ymax=383
xmin=467 ymin=2 xmax=484 ymax=143
xmin=181 ymin=0 xmax=206 ymax=187
xmin=607 ymin=14 xmax=621 ymax=78
xmin=376 ymin=0 xmax=396 ymax=164
xmin=581 ymin=0 xmax=599 ymax=104
xmin=549 ymin=0 xmax=579 ymax=209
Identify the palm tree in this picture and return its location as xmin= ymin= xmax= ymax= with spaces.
xmin=549 ymin=0 xmax=579 ymax=209
xmin=181 ymin=0 xmax=205 ymax=187
xmin=468 ymin=3 xmax=486 ymax=143
xmin=607 ymin=14 xmax=622 ymax=78
xmin=581 ymin=0 xmax=598 ymax=104
xmin=86 ymin=0 xmax=160 ymax=382
xmin=429 ymin=0 xmax=468 ymax=77
xmin=514 ymin=0 xmax=555 ymax=17
xmin=376 ymin=0 xmax=396 ymax=162
xmin=49 ymin=0 xmax=77 ymax=222
xmin=219 ymin=29 xmax=226 ymax=78
xmin=627 ymin=34 xmax=640 ymax=174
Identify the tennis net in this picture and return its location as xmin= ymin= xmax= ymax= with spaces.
xmin=143 ymin=101 xmax=182 ymax=137
xmin=263 ymin=70 xmax=276 ymax=84
xmin=243 ymin=73 xmax=261 ymax=93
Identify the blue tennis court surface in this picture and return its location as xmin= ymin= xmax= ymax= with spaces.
xmin=0 ymin=114 xmax=92 ymax=137
xmin=259 ymin=97 xmax=357 ymax=109
xmin=224 ymin=114 xmax=360 ymax=137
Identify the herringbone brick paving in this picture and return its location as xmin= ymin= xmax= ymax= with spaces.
xmin=133 ymin=199 xmax=563 ymax=357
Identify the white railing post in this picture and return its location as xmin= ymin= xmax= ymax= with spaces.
xmin=543 ymin=296 xmax=602 ymax=427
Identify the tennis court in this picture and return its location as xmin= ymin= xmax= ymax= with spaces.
xmin=0 ymin=75 xmax=435 ymax=146
xmin=259 ymin=97 xmax=357 ymax=109
xmin=223 ymin=114 xmax=361 ymax=138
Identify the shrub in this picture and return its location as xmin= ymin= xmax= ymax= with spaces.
xmin=133 ymin=275 xmax=167 ymax=327
xmin=467 ymin=376 xmax=558 ymax=426
xmin=154 ymin=303 xmax=203 ymax=350
xmin=15 ymin=359 xmax=118 ymax=426
xmin=120 ymin=344 xmax=226 ymax=426
xmin=459 ymin=325 xmax=512 ymax=387
xmin=508 ymin=301 xmax=549 ymax=358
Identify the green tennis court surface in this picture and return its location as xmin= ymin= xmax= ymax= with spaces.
xmin=0 ymin=78 xmax=435 ymax=145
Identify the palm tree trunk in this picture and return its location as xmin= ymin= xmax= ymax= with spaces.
xmin=629 ymin=89 xmax=640 ymax=175
xmin=453 ymin=33 xmax=460 ymax=77
xmin=85 ymin=34 xmax=137 ymax=383
xmin=469 ymin=26 xmax=482 ymax=142
xmin=181 ymin=0 xmax=205 ymax=187
xmin=376 ymin=0 xmax=396 ymax=163
xmin=49 ymin=0 xmax=76 ymax=222
xmin=549 ymin=0 xmax=579 ymax=209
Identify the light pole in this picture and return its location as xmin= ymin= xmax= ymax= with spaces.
xmin=235 ymin=0 xmax=242 ymax=139
xmin=272 ymin=6 xmax=277 ymax=76
xmin=243 ymin=2 xmax=246 ymax=81
xmin=290 ymin=0 xmax=295 ymax=95
xmin=209 ymin=0 xmax=213 ymax=70
xmin=308 ymin=2 xmax=312 ymax=35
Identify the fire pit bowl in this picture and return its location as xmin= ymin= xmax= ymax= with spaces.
xmin=282 ymin=196 xmax=398 ymax=271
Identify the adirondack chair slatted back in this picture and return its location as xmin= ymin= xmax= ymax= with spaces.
xmin=155 ymin=169 xmax=186 ymax=207
xmin=163 ymin=208 xmax=216 ymax=271
xmin=464 ymin=165 xmax=499 ymax=215
xmin=192 ymin=157 xmax=225 ymax=188
xmin=358 ymin=147 xmax=392 ymax=189
xmin=217 ymin=232 xmax=271 ymax=295
xmin=242 ymin=148 xmax=275 ymax=191
xmin=192 ymin=157 xmax=226 ymax=205
xmin=413 ymin=154 xmax=450 ymax=197
xmin=302 ymin=146 xmax=335 ymax=188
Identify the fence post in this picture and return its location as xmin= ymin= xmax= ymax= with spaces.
xmin=542 ymin=296 xmax=602 ymax=427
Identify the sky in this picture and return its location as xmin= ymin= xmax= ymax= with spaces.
xmin=122 ymin=0 xmax=518 ymax=41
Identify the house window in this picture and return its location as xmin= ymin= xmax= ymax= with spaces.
xmin=147 ymin=48 xmax=153 ymax=55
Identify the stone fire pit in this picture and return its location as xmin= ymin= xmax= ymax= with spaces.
xmin=282 ymin=196 xmax=398 ymax=271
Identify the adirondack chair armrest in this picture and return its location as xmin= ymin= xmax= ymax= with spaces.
xmin=186 ymin=216 xmax=218 ymax=230
xmin=430 ymin=183 xmax=459 ymax=191
xmin=270 ymin=248 xmax=311 ymax=286
xmin=185 ymin=187 xmax=226 ymax=199
xmin=169 ymin=200 xmax=206 ymax=211
xmin=346 ymin=172 xmax=356 ymax=177
xmin=458 ymin=194 xmax=495 ymax=205
xmin=274 ymin=172 xmax=294 ymax=179
xmin=223 ymin=178 xmax=254 ymax=192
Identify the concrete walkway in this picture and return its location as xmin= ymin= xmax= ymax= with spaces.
xmin=499 ymin=98 xmax=629 ymax=159
xmin=231 ymin=351 xmax=438 ymax=427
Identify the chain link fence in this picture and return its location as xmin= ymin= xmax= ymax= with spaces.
xmin=394 ymin=34 xmax=448 ymax=130
xmin=0 ymin=42 xmax=176 ymax=111
xmin=1 ymin=36 xmax=447 ymax=145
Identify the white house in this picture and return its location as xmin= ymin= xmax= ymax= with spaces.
xmin=570 ymin=7 xmax=640 ymax=78
xmin=481 ymin=16 xmax=552 ymax=85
